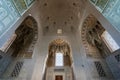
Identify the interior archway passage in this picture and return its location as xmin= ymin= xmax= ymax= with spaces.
xmin=45 ymin=39 xmax=74 ymax=80
xmin=11 ymin=16 xmax=38 ymax=58
xmin=81 ymin=14 xmax=111 ymax=58
xmin=81 ymin=14 xmax=114 ymax=79
xmin=0 ymin=16 xmax=38 ymax=77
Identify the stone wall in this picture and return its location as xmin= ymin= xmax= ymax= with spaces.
xmin=0 ymin=50 xmax=12 ymax=76
xmin=106 ymin=49 xmax=120 ymax=80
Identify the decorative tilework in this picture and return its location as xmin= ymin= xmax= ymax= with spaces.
xmin=11 ymin=61 xmax=24 ymax=77
xmin=103 ymin=0 xmax=118 ymax=16
xmin=107 ymin=1 xmax=120 ymax=31
xmin=0 ymin=0 xmax=19 ymax=36
xmin=90 ymin=0 xmax=120 ymax=32
xmin=94 ymin=61 xmax=106 ymax=77
xmin=115 ymin=54 xmax=120 ymax=62
xmin=13 ymin=0 xmax=27 ymax=14
xmin=96 ymin=0 xmax=108 ymax=10
xmin=25 ymin=0 xmax=35 ymax=6
xmin=0 ymin=0 xmax=35 ymax=37
xmin=90 ymin=0 xmax=97 ymax=4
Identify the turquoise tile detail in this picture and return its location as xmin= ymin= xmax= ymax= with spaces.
xmin=0 ymin=0 xmax=20 ymax=36
xmin=13 ymin=0 xmax=27 ymax=14
xmin=90 ymin=0 xmax=120 ymax=32
xmin=25 ymin=0 xmax=35 ymax=7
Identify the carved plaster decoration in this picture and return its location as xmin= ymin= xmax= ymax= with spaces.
xmin=49 ymin=39 xmax=71 ymax=56
xmin=81 ymin=14 xmax=107 ymax=58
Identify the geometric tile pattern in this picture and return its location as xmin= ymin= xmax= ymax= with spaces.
xmin=94 ymin=61 xmax=106 ymax=77
xmin=11 ymin=61 xmax=23 ymax=77
xmin=115 ymin=54 xmax=120 ymax=62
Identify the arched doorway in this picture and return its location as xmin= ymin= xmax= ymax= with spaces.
xmin=81 ymin=14 xmax=114 ymax=79
xmin=0 ymin=16 xmax=38 ymax=78
xmin=45 ymin=39 xmax=73 ymax=80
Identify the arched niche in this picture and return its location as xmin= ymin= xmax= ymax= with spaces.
xmin=46 ymin=38 xmax=72 ymax=67
xmin=81 ymin=14 xmax=110 ymax=58
xmin=80 ymin=14 xmax=115 ymax=79
xmin=11 ymin=16 xmax=38 ymax=58
xmin=44 ymin=39 xmax=74 ymax=80
xmin=0 ymin=16 xmax=38 ymax=77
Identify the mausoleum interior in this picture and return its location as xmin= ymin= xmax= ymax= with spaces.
xmin=0 ymin=0 xmax=120 ymax=80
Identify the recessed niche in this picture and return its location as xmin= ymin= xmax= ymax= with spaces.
xmin=44 ymin=3 xmax=47 ymax=6
xmin=71 ymin=16 xmax=73 ymax=20
xmin=89 ymin=31 xmax=92 ymax=35
xmin=53 ymin=21 xmax=56 ymax=25
xmin=46 ymin=17 xmax=50 ymax=20
xmin=73 ymin=3 xmax=76 ymax=6
xmin=46 ymin=26 xmax=49 ymax=29
xmin=97 ymin=21 xmax=100 ymax=24
xmin=95 ymin=25 xmax=99 ymax=29
xmin=64 ymin=21 xmax=67 ymax=25
xmin=92 ymin=28 xmax=96 ymax=33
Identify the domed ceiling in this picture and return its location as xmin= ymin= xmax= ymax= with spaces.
xmin=39 ymin=0 xmax=86 ymax=35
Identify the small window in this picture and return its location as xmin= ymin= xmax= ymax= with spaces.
xmin=94 ymin=61 xmax=106 ymax=77
xmin=0 ymin=55 xmax=2 ymax=60
xmin=57 ymin=29 xmax=62 ymax=34
xmin=115 ymin=54 xmax=120 ymax=62
xmin=101 ymin=31 xmax=120 ymax=52
xmin=55 ymin=52 xmax=63 ymax=66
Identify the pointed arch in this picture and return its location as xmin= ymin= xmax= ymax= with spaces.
xmin=81 ymin=14 xmax=105 ymax=57
xmin=12 ymin=16 xmax=38 ymax=57
xmin=47 ymin=38 xmax=72 ymax=67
